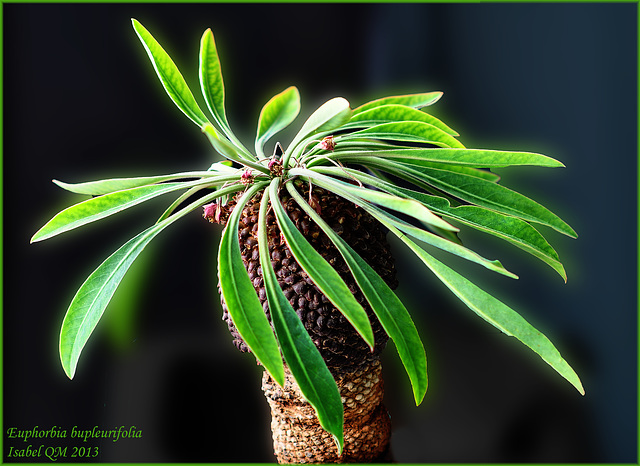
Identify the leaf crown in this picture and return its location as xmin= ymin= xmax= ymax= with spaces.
xmin=31 ymin=19 xmax=583 ymax=452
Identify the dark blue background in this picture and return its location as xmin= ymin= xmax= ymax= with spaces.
xmin=4 ymin=3 xmax=637 ymax=462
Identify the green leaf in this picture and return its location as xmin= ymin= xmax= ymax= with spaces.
xmin=399 ymin=191 xmax=568 ymax=280
xmin=269 ymin=180 xmax=374 ymax=349
xmin=298 ymin=167 xmax=517 ymax=279
xmin=202 ymin=123 xmax=270 ymax=174
xmin=291 ymin=168 xmax=458 ymax=233
xmin=328 ymin=140 xmax=397 ymax=152
xmin=157 ymin=185 xmax=209 ymax=223
xmin=396 ymin=163 xmax=577 ymax=238
xmin=400 ymin=161 xmax=501 ymax=183
xmin=31 ymin=181 xmax=210 ymax=243
xmin=379 ymin=212 xmax=518 ymax=279
xmin=60 ymin=221 xmax=187 ymax=379
xmin=218 ymin=182 xmax=285 ymax=386
xmin=284 ymin=97 xmax=352 ymax=167
xmin=60 ymin=225 xmax=162 ymax=379
xmin=58 ymin=184 xmax=238 ymax=379
xmin=132 ymin=19 xmax=209 ymax=127
xmin=255 ymin=86 xmax=300 ymax=158
xmin=52 ymin=171 xmax=234 ymax=196
xmin=258 ymin=183 xmax=344 ymax=453
xmin=285 ymin=183 xmax=428 ymax=405
xmin=317 ymin=167 xmax=568 ymax=281
xmin=328 ymin=147 xmax=564 ymax=169
xmin=390 ymin=230 xmax=584 ymax=395
xmin=208 ymin=161 xmax=235 ymax=173
xmin=322 ymin=152 xmax=500 ymax=183
xmin=352 ymin=92 xmax=443 ymax=114
xmin=199 ymin=28 xmax=229 ymax=130
xmin=347 ymin=104 xmax=459 ymax=136
xmin=198 ymin=29 xmax=253 ymax=159
xmin=344 ymin=121 xmax=465 ymax=149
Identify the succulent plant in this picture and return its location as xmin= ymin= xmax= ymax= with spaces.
xmin=31 ymin=19 xmax=584 ymax=463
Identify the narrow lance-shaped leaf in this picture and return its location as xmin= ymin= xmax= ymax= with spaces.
xmin=208 ymin=161 xmax=236 ymax=173
xmin=32 ymin=180 xmax=217 ymax=243
xmin=352 ymin=92 xmax=443 ymax=114
xmin=298 ymin=168 xmax=517 ymax=279
xmin=198 ymin=28 xmax=253 ymax=158
xmin=51 ymin=171 xmax=234 ymax=196
xmin=258 ymin=182 xmax=344 ymax=453
xmin=322 ymin=167 xmax=568 ymax=281
xmin=157 ymin=185 xmax=209 ymax=223
xmin=58 ymin=184 xmax=241 ymax=379
xmin=337 ymin=147 xmax=565 ymax=169
xmin=354 ymin=156 xmax=577 ymax=239
xmin=202 ymin=123 xmax=270 ymax=174
xmin=284 ymin=97 xmax=352 ymax=167
xmin=346 ymin=104 xmax=459 ymax=136
xmin=290 ymin=168 xmax=458 ymax=233
xmin=376 ymin=211 xmax=518 ymax=279
xmin=400 ymin=161 xmax=501 ymax=183
xmin=394 ymin=162 xmax=577 ymax=238
xmin=343 ymin=121 xmax=465 ymax=149
xmin=318 ymin=147 xmax=564 ymax=168
xmin=323 ymin=153 xmax=500 ymax=183
xmin=132 ymin=19 xmax=209 ymax=127
xmin=255 ymin=86 xmax=300 ymax=158
xmin=218 ymin=182 xmax=285 ymax=387
xmin=386 ymin=185 xmax=567 ymax=280
xmin=269 ymin=180 xmax=375 ymax=349
xmin=61 ymin=226 xmax=162 ymax=379
xmin=199 ymin=28 xmax=229 ymax=130
xmin=285 ymin=182 xmax=428 ymax=405
xmin=385 ymin=222 xmax=585 ymax=395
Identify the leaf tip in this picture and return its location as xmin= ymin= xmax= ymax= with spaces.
xmin=61 ymin=357 xmax=77 ymax=380
xmin=272 ymin=369 xmax=285 ymax=389
xmin=332 ymin=433 xmax=344 ymax=455
xmin=413 ymin=385 xmax=428 ymax=406
xmin=201 ymin=27 xmax=214 ymax=43
xmin=571 ymin=375 xmax=585 ymax=396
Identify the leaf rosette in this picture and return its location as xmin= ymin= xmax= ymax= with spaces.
xmin=31 ymin=18 xmax=584 ymax=449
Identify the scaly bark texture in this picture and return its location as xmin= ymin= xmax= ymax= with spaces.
xmin=262 ymin=361 xmax=391 ymax=463
xmin=209 ymin=182 xmax=398 ymax=462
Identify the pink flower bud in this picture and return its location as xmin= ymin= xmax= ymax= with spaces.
xmin=268 ymin=158 xmax=283 ymax=176
xmin=203 ymin=202 xmax=218 ymax=222
xmin=241 ymin=169 xmax=254 ymax=185
xmin=319 ymin=136 xmax=336 ymax=151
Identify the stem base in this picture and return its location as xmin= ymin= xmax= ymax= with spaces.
xmin=262 ymin=360 xmax=391 ymax=463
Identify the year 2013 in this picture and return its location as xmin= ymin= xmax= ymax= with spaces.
xmin=7 ymin=445 xmax=99 ymax=461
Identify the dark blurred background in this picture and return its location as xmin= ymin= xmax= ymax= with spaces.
xmin=3 ymin=3 xmax=637 ymax=463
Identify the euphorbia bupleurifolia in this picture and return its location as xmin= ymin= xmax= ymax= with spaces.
xmin=31 ymin=19 xmax=583 ymax=463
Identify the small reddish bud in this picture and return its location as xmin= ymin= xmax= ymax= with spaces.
xmin=319 ymin=136 xmax=336 ymax=151
xmin=268 ymin=158 xmax=283 ymax=177
xmin=203 ymin=202 xmax=218 ymax=223
xmin=241 ymin=169 xmax=254 ymax=185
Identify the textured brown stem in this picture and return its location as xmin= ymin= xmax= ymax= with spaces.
xmin=210 ymin=185 xmax=399 ymax=462
xmin=262 ymin=361 xmax=391 ymax=463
